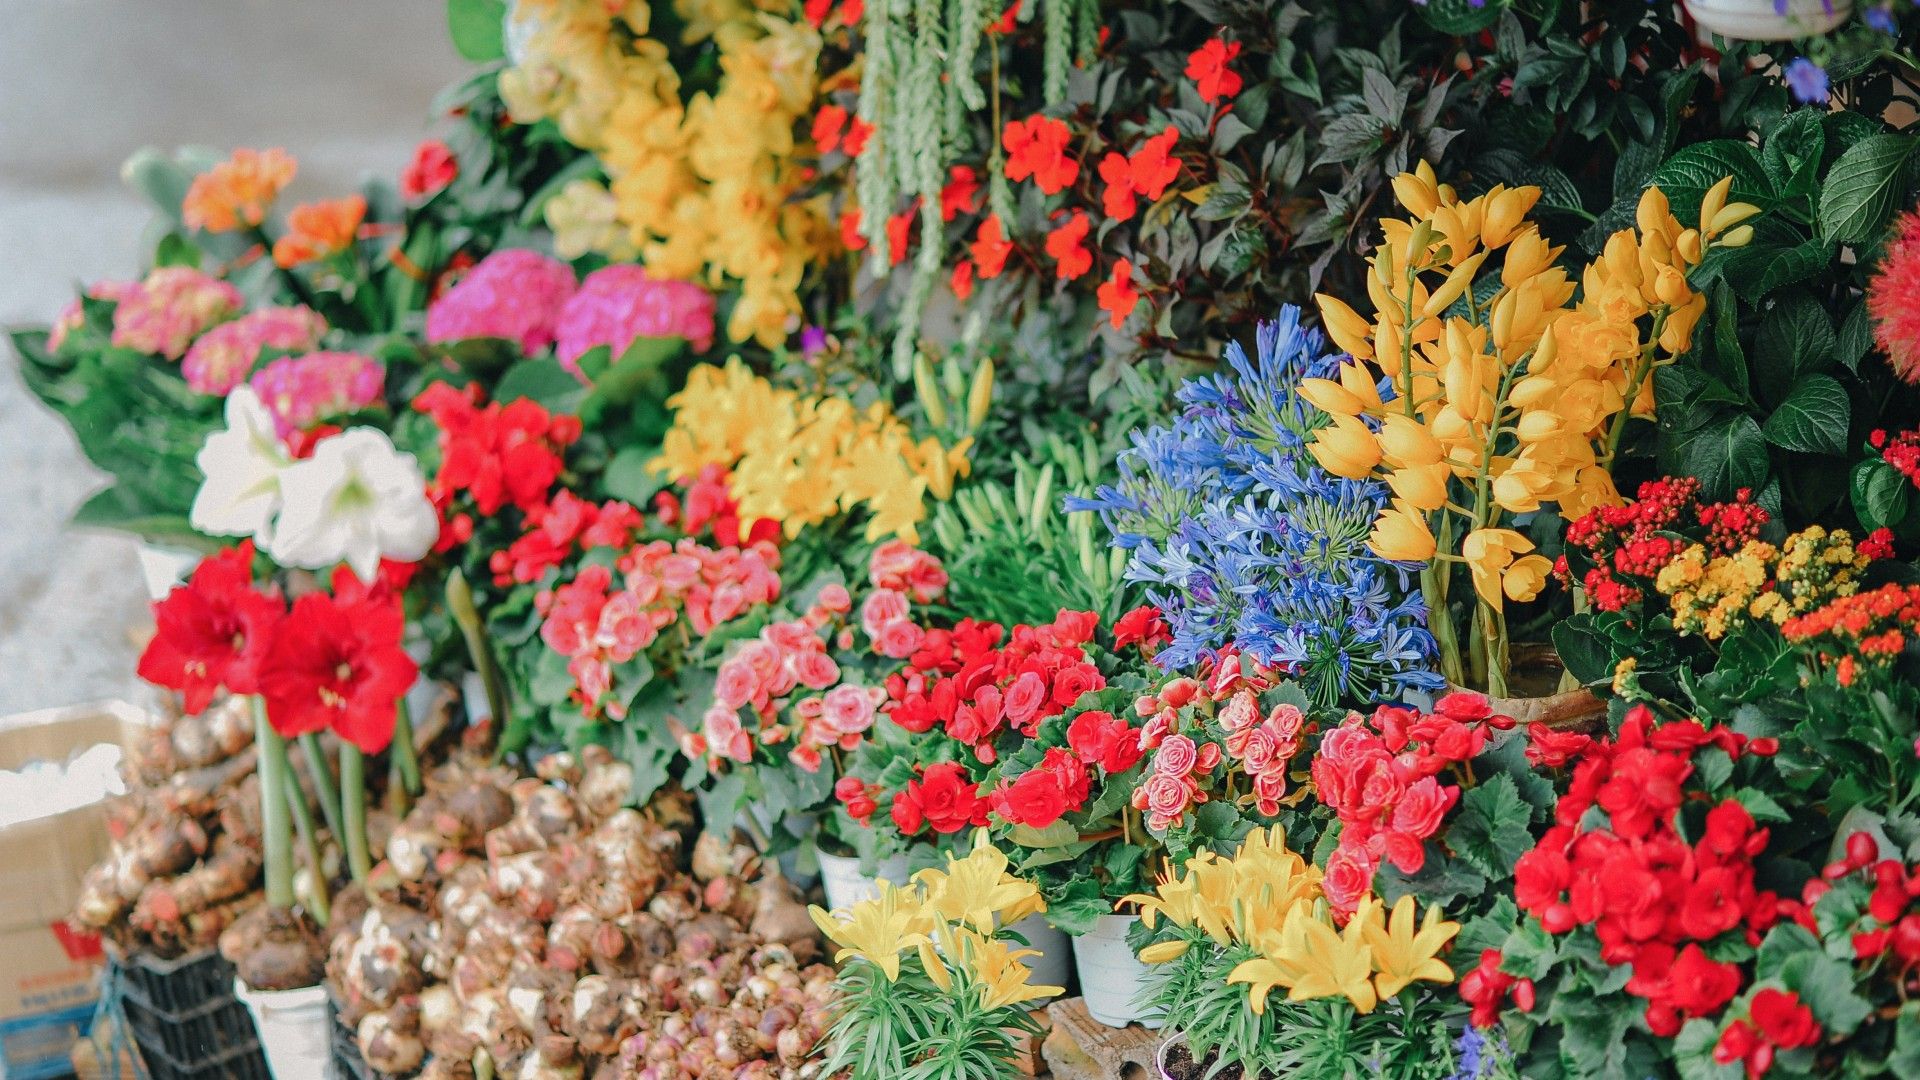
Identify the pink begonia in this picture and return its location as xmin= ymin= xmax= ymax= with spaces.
xmin=48 ymin=280 xmax=139 ymax=351
xmin=182 ymin=306 xmax=329 ymax=395
xmin=247 ymin=351 xmax=385 ymax=437
xmin=425 ymin=248 xmax=577 ymax=355
xmin=553 ymin=264 xmax=716 ymax=371
xmin=110 ymin=268 xmax=244 ymax=359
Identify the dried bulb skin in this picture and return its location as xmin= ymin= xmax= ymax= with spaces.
xmin=223 ymin=905 xmax=324 ymax=992
xmin=359 ymin=1002 xmax=427 ymax=1074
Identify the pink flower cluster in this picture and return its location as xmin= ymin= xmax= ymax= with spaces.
xmin=858 ymin=539 xmax=950 ymax=659
xmin=47 ymin=280 xmax=137 ymax=351
xmin=1217 ymin=689 xmax=1306 ymax=816
xmin=248 ymin=351 xmax=386 ymax=437
xmin=1132 ymin=732 xmax=1222 ymax=832
xmin=111 ymin=267 xmax=244 ymax=359
xmin=425 ymin=248 xmax=577 ymax=355
xmin=555 ymin=265 xmax=717 ymax=371
xmin=1312 ymin=692 xmax=1513 ymax=915
xmin=183 ymin=306 xmax=329 ymax=394
xmin=699 ymin=601 xmax=883 ymax=773
xmin=537 ymin=538 xmax=782 ymax=720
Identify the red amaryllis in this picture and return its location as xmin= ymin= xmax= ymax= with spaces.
xmin=136 ymin=542 xmax=281 ymax=713
xmin=258 ymin=589 xmax=417 ymax=752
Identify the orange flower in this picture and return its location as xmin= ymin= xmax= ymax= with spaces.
xmin=840 ymin=208 xmax=867 ymax=252
xmin=940 ymin=166 xmax=982 ymax=222
xmin=183 ymin=148 xmax=296 ymax=234
xmin=1003 ymin=115 xmax=1079 ymax=195
xmin=971 ymin=215 xmax=1014 ymax=279
xmin=272 ymin=195 xmax=365 ymax=268
xmin=1099 ymin=152 xmax=1138 ymax=221
xmin=1128 ymin=127 xmax=1182 ymax=201
xmin=1186 ymin=38 xmax=1243 ymax=104
xmin=1045 ymin=210 xmax=1093 ymax=281
xmin=1097 ymin=260 xmax=1140 ymax=329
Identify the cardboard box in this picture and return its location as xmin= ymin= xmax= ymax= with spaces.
xmin=0 ymin=701 xmax=153 ymax=1079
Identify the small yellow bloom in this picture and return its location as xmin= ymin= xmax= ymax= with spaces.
xmin=1316 ymin=294 xmax=1376 ymax=361
xmin=1387 ymin=463 xmax=1451 ymax=513
xmin=1503 ymin=554 xmax=1554 ymax=603
xmin=1461 ymin=528 xmax=1535 ymax=610
xmin=809 ymin=884 xmax=929 ymax=981
xmin=1370 ymin=500 xmax=1437 ymax=563
xmin=1310 ymin=414 xmax=1383 ymax=479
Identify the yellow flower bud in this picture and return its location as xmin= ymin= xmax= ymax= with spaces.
xmin=1392 ymin=168 xmax=1440 ymax=219
xmin=1676 ymin=228 xmax=1703 ymax=266
xmin=966 ymin=357 xmax=995 ymax=430
xmin=1699 ymin=175 xmax=1733 ymax=236
xmin=1527 ymin=322 xmax=1559 ymax=375
xmin=1309 ymin=414 xmax=1382 ymax=479
xmin=1387 ymin=462 xmax=1450 ymax=511
xmin=1661 ymin=295 xmax=1707 ymax=355
xmin=1501 ymin=227 xmax=1559 ymax=288
xmin=1504 ymin=554 xmax=1554 ymax=603
xmin=1481 ymin=185 xmax=1542 ymax=249
xmin=1300 ymin=377 xmax=1367 ymax=417
xmin=914 ymin=353 xmax=947 ymax=428
xmin=1709 ymin=201 xmax=1762 ymax=236
xmin=1379 ymin=413 xmax=1443 ymax=467
xmin=1635 ymin=186 xmax=1671 ymax=239
xmin=1139 ymin=940 xmax=1191 ymax=965
xmin=1717 ymin=224 xmax=1754 ymax=248
xmin=1316 ymin=294 xmax=1376 ymax=361
xmin=1421 ymin=251 xmax=1488 ymax=318
xmin=1339 ymin=361 xmax=1386 ymax=411
xmin=1369 ymin=500 xmax=1437 ymax=562
xmin=1654 ymin=264 xmax=1691 ymax=307
xmin=1514 ymin=410 xmax=1565 ymax=443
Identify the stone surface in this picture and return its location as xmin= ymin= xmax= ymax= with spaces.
xmin=1042 ymin=998 xmax=1161 ymax=1080
xmin=0 ymin=0 xmax=466 ymax=714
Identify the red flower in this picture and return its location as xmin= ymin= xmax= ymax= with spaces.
xmin=840 ymin=209 xmax=867 ymax=252
xmin=886 ymin=208 xmax=915 ymax=265
xmin=1112 ymin=605 xmax=1170 ymax=651
xmin=812 ymin=104 xmax=849 ymax=153
xmin=414 ymin=383 xmax=577 ymax=519
xmin=1185 ymin=38 xmax=1243 ymax=104
xmin=136 ymin=543 xmax=281 ymax=713
xmin=989 ymin=0 xmax=1020 ymax=33
xmin=941 ymin=165 xmax=982 ymax=221
xmin=258 ymin=589 xmax=417 ymax=752
xmin=1097 ymin=259 xmax=1139 ymax=328
xmin=1128 ymin=127 xmax=1182 ymax=201
xmin=950 ymin=260 xmax=976 ymax=301
xmin=842 ymin=117 xmax=874 ymax=157
xmin=1067 ymin=710 xmax=1143 ymax=773
xmin=890 ymin=761 xmax=989 ymax=835
xmin=1003 ymin=115 xmax=1079 ymax=195
xmin=1098 ymin=152 xmax=1138 ymax=222
xmin=1526 ymin=723 xmax=1592 ymax=767
xmin=971 ymin=214 xmax=1014 ymax=278
xmin=400 ymin=139 xmax=458 ymax=200
xmin=990 ymin=747 xmax=1090 ymax=829
xmin=1749 ymin=988 xmax=1820 ymax=1049
xmin=1044 ymin=210 xmax=1094 ymax=280
xmin=1869 ymin=212 xmax=1920 ymax=384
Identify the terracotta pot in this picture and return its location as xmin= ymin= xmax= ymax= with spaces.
xmin=1453 ymin=645 xmax=1605 ymax=733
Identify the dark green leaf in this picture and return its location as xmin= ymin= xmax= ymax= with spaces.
xmin=1447 ymin=774 xmax=1534 ymax=879
xmin=1721 ymin=239 xmax=1833 ymax=302
xmin=1673 ymin=414 xmax=1769 ymax=499
xmin=1851 ymin=458 xmax=1912 ymax=532
xmin=1818 ymin=133 xmax=1917 ymax=246
xmin=1761 ymin=374 xmax=1849 ymax=456
xmin=1648 ymin=140 xmax=1769 ymax=218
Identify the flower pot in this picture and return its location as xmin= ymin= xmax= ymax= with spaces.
xmin=1005 ymin=912 xmax=1072 ymax=997
xmin=234 ymin=979 xmax=330 ymax=1080
xmin=1156 ymin=1031 xmax=1184 ymax=1080
xmin=1452 ymin=644 xmax=1606 ymax=733
xmin=1684 ymin=0 xmax=1851 ymax=41
xmin=1070 ymin=914 xmax=1161 ymax=1029
xmin=817 ymin=850 xmax=910 ymax=912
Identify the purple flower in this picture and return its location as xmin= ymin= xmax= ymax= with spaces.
xmin=1783 ymin=57 xmax=1830 ymax=106
xmin=799 ymin=325 xmax=830 ymax=358
xmin=1866 ymin=7 xmax=1897 ymax=32
xmin=425 ymin=249 xmax=576 ymax=355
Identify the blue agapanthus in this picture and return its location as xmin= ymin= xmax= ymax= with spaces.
xmin=1068 ymin=305 xmax=1443 ymax=706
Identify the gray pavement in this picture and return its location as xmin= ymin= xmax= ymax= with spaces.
xmin=0 ymin=1 xmax=467 ymax=713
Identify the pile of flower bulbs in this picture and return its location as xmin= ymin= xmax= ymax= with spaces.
xmin=327 ymin=745 xmax=835 ymax=1080
xmin=73 ymin=696 xmax=265 ymax=957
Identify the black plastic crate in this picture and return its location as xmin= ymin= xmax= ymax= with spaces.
xmin=111 ymin=949 xmax=238 ymax=1015
xmin=138 ymin=1039 xmax=272 ymax=1080
xmin=120 ymin=993 xmax=260 ymax=1067
xmin=326 ymin=995 xmax=389 ymax=1080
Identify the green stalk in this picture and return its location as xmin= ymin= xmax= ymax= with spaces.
xmin=297 ymin=732 xmax=344 ymax=843
xmin=252 ymin=698 xmax=294 ymax=910
xmin=446 ymin=569 xmax=509 ymax=737
xmin=1420 ymin=563 xmax=1468 ymax=687
xmin=340 ymin=745 xmax=372 ymax=883
xmin=280 ymin=762 xmax=330 ymax=926
xmin=391 ymin=696 xmax=422 ymax=795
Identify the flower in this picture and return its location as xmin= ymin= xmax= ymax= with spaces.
xmin=544 ymin=179 xmax=637 ymax=260
xmin=554 ymin=264 xmax=718 ymax=370
xmin=182 ymin=147 xmax=296 ymax=233
xmin=268 ymin=428 xmax=439 ymax=581
xmin=1461 ymin=528 xmax=1537 ymax=610
xmin=1097 ymin=260 xmax=1139 ymax=329
xmin=1782 ymin=57 xmax=1829 ymax=105
xmin=191 ymin=386 xmax=292 ymax=542
xmin=940 ymin=165 xmax=982 ymax=221
xmin=271 ymin=195 xmax=366 ymax=268
xmin=1044 ymin=210 xmax=1093 ymax=280
xmin=971 ymin=215 xmax=1015 ymax=278
xmin=425 ymin=248 xmax=578 ymax=355
xmin=890 ymin=761 xmax=990 ymax=835
xmin=247 ymin=351 xmax=384 ymax=437
xmin=1869 ymin=213 xmax=1920 ymax=384
xmin=1361 ymin=895 xmax=1458 ymax=997
xmin=808 ymin=884 xmax=929 ymax=980
xmin=136 ymin=542 xmax=280 ymax=713
xmin=258 ymin=586 xmax=416 ymax=751
xmin=989 ymin=748 xmax=1090 ymax=829
xmin=181 ymin=306 xmax=329 ymax=396
xmin=1003 ymin=115 xmax=1079 ymax=194
xmin=399 ymin=139 xmax=458 ymax=199
xmin=111 ymin=267 xmax=244 ymax=359
xmin=1186 ymin=37 xmax=1243 ymax=104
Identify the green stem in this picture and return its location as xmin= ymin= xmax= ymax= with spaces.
xmin=297 ymin=732 xmax=344 ymax=843
xmin=446 ymin=569 xmax=509 ymax=743
xmin=1602 ymin=307 xmax=1670 ymax=470
xmin=391 ymin=696 xmax=422 ymax=795
xmin=340 ymin=745 xmax=372 ymax=883
xmin=252 ymin=699 xmax=294 ymax=910
xmin=1481 ymin=599 xmax=1510 ymax=698
xmin=1420 ymin=563 xmax=1468 ymax=687
xmin=280 ymin=761 xmax=330 ymax=926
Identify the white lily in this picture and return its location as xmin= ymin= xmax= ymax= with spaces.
xmin=190 ymin=386 xmax=289 ymax=543
xmin=268 ymin=428 xmax=438 ymax=582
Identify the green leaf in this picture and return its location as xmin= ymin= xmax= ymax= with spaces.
xmin=1648 ymin=140 xmax=1769 ymax=218
xmin=1779 ymin=950 xmax=1873 ymax=1035
xmin=1753 ymin=291 xmax=1835 ymax=393
xmin=1818 ymin=133 xmax=1917 ymax=246
xmin=1761 ymin=374 xmax=1849 ymax=456
xmin=1837 ymin=302 xmax=1875 ymax=373
xmin=1417 ymin=0 xmax=1508 ymax=35
xmin=1008 ymin=820 xmax=1079 ymax=848
xmin=1447 ymin=774 xmax=1534 ymax=880
xmin=1887 ymin=1005 xmax=1920 ymax=1077
xmin=1852 ymin=458 xmax=1912 ymax=532
xmin=601 ymin=445 xmax=664 ymax=505
xmin=447 ymin=0 xmax=508 ymax=63
xmin=1499 ymin=919 xmax=1561 ymax=980
xmin=494 ymin=357 xmax=587 ymax=413
xmin=1674 ymin=1019 xmax=1742 ymax=1080
xmin=1673 ymin=414 xmax=1769 ymax=499
xmin=1761 ymin=110 xmax=1825 ymax=201
xmin=1721 ymin=239 xmax=1833 ymax=302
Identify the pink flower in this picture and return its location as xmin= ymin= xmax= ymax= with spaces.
xmin=1002 ymin=671 xmax=1047 ymax=729
xmin=861 ymin=589 xmax=912 ymax=637
xmin=1153 ymin=733 xmax=1199 ymax=777
xmin=1322 ymin=845 xmax=1377 ymax=917
xmin=821 ymin=684 xmax=876 ymax=735
xmin=868 ymin=540 xmax=949 ymax=603
xmin=793 ymin=649 xmax=841 ymax=690
xmin=426 ymin=249 xmax=577 ymax=355
xmin=1133 ymin=772 xmax=1197 ymax=831
xmin=48 ymin=280 xmax=138 ymax=351
xmin=715 ymin=657 xmax=757 ymax=709
xmin=183 ymin=306 xmax=329 ymax=395
xmin=814 ymin=583 xmax=852 ymax=614
xmin=703 ymin=705 xmax=753 ymax=763
xmin=1870 ymin=212 xmax=1920 ymax=384
xmin=875 ymin=619 xmax=924 ymax=659
xmin=553 ymin=265 xmax=716 ymax=371
xmin=111 ymin=267 xmax=244 ymax=359
xmin=247 ymin=351 xmax=385 ymax=437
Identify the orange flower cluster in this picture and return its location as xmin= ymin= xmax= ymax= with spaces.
xmin=1781 ymin=583 xmax=1920 ymax=686
xmin=182 ymin=148 xmax=296 ymax=234
xmin=272 ymin=196 xmax=366 ymax=269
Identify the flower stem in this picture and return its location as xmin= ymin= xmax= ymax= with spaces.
xmin=391 ymin=696 xmax=422 ymax=795
xmin=340 ymin=745 xmax=372 ymax=883
xmin=252 ymin=698 xmax=294 ymax=911
xmin=296 ymin=732 xmax=345 ymax=843
xmin=1420 ymin=563 xmax=1467 ymax=687
xmin=280 ymin=761 xmax=330 ymax=926
xmin=446 ymin=568 xmax=510 ymax=746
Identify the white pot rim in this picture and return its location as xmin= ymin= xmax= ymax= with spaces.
xmin=233 ymin=977 xmax=328 ymax=1006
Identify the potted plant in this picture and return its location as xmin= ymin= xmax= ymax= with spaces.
xmin=1684 ymin=0 xmax=1853 ymax=41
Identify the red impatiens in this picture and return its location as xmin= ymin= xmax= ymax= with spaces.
xmin=137 ymin=542 xmax=281 ymax=713
xmin=1003 ymin=115 xmax=1079 ymax=195
xmin=971 ymin=214 xmax=1015 ymax=278
xmin=1045 ymin=210 xmax=1094 ymax=280
xmin=1097 ymin=126 xmax=1184 ymax=223
xmin=257 ymin=577 xmax=417 ymax=753
xmin=1186 ymin=37 xmax=1244 ymax=104
xmin=400 ymin=139 xmax=458 ymax=200
xmin=1097 ymin=259 xmax=1140 ymax=328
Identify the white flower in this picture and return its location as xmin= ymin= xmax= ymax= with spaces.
xmin=268 ymin=428 xmax=439 ymax=582
xmin=190 ymin=386 xmax=288 ymax=543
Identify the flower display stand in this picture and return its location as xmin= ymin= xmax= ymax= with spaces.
xmin=1039 ymin=998 xmax=1160 ymax=1080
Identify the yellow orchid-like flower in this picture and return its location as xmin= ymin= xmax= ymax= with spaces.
xmin=1461 ymin=527 xmax=1536 ymax=611
xmin=1369 ymin=500 xmax=1437 ymax=562
xmin=1360 ymin=895 xmax=1459 ymax=998
xmin=809 ymin=883 xmax=930 ymax=981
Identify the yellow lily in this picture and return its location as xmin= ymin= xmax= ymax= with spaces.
xmin=1361 ymin=895 xmax=1459 ymax=998
xmin=809 ymin=883 xmax=930 ymax=981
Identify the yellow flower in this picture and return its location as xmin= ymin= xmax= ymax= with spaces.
xmin=957 ymin=928 xmax=1066 ymax=1010
xmin=1361 ymin=895 xmax=1458 ymax=998
xmin=1461 ymin=528 xmax=1535 ymax=610
xmin=1316 ymin=294 xmax=1376 ymax=361
xmin=1387 ymin=462 xmax=1450 ymax=512
xmin=1503 ymin=554 xmax=1553 ymax=603
xmin=1138 ymin=939 xmax=1192 ymax=965
xmin=1310 ymin=414 xmax=1383 ymax=479
xmin=809 ymin=884 xmax=929 ymax=981
xmin=1231 ymin=906 xmax=1378 ymax=1015
xmin=1369 ymin=500 xmax=1436 ymax=562
xmin=914 ymin=830 xmax=1047 ymax=933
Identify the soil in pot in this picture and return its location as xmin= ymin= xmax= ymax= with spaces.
xmin=1163 ymin=1040 xmax=1247 ymax=1080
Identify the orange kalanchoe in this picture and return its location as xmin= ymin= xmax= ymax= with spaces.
xmin=182 ymin=148 xmax=297 ymax=234
xmin=272 ymin=196 xmax=366 ymax=268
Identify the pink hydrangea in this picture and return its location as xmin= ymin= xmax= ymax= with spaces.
xmin=425 ymin=248 xmax=576 ymax=355
xmin=247 ymin=351 xmax=385 ymax=437
xmin=182 ymin=306 xmax=329 ymax=395
xmin=553 ymin=265 xmax=716 ymax=371
xmin=110 ymin=267 xmax=244 ymax=359
xmin=48 ymin=280 xmax=139 ymax=351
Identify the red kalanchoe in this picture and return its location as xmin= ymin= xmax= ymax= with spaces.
xmin=257 ymin=587 xmax=417 ymax=752
xmin=1868 ymin=211 xmax=1920 ymax=384
xmin=400 ymin=139 xmax=458 ymax=200
xmin=136 ymin=542 xmax=281 ymax=713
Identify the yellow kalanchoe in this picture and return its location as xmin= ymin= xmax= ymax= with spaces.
xmin=1655 ymin=525 xmax=1877 ymax=640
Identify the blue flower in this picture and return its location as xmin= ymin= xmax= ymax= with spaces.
xmin=1783 ymin=57 xmax=1830 ymax=105
xmin=1083 ymin=305 xmax=1440 ymax=706
xmin=1866 ymin=6 xmax=1897 ymax=33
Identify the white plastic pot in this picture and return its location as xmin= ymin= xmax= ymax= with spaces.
xmin=1006 ymin=912 xmax=1072 ymax=998
xmin=817 ymin=850 xmax=910 ymax=912
xmin=135 ymin=542 xmax=201 ymax=601
xmin=233 ymin=979 xmax=330 ymax=1079
xmin=1156 ymin=1031 xmax=1185 ymax=1080
xmin=1070 ymin=914 xmax=1161 ymax=1028
xmin=1685 ymin=0 xmax=1851 ymax=41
